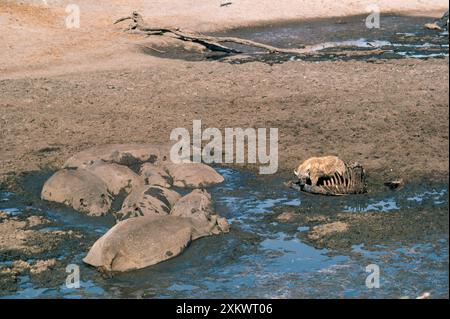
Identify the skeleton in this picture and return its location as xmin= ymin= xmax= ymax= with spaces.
xmin=289 ymin=156 xmax=367 ymax=195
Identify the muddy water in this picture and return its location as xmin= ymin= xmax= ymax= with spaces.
xmin=144 ymin=14 xmax=449 ymax=64
xmin=0 ymin=167 xmax=448 ymax=298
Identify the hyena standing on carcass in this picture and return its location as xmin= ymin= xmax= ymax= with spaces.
xmin=288 ymin=155 xmax=367 ymax=195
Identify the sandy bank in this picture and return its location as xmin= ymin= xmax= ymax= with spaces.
xmin=0 ymin=0 xmax=448 ymax=76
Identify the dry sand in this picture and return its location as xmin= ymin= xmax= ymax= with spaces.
xmin=0 ymin=0 xmax=449 ymax=185
xmin=1 ymin=0 xmax=448 ymax=76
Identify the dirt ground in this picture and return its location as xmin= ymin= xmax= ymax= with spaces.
xmin=0 ymin=0 xmax=448 ymax=297
xmin=1 ymin=56 xmax=448 ymax=185
xmin=0 ymin=0 xmax=449 ymax=185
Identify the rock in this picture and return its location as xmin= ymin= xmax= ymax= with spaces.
xmin=139 ymin=163 xmax=172 ymax=188
xmin=41 ymin=169 xmax=112 ymax=216
xmin=170 ymin=189 xmax=214 ymax=224
xmin=86 ymin=160 xmax=143 ymax=195
xmin=115 ymin=185 xmax=181 ymax=221
xmin=308 ymin=222 xmax=348 ymax=241
xmin=83 ymin=214 xmax=228 ymax=272
xmin=165 ymin=162 xmax=224 ymax=188
xmin=63 ymin=144 xmax=171 ymax=169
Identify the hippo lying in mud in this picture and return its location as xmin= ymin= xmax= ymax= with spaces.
xmin=287 ymin=155 xmax=367 ymax=195
xmin=83 ymin=214 xmax=229 ymax=273
xmin=40 ymin=144 xmax=229 ymax=272
xmin=83 ymin=189 xmax=229 ymax=273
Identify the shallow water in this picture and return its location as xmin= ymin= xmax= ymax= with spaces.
xmin=0 ymin=167 xmax=448 ymax=298
xmin=144 ymin=14 xmax=449 ymax=64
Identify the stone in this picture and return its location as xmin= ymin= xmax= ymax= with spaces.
xmin=63 ymin=144 xmax=171 ymax=169
xmin=115 ymin=185 xmax=181 ymax=221
xmin=86 ymin=160 xmax=143 ymax=195
xmin=165 ymin=162 xmax=224 ymax=188
xmin=139 ymin=163 xmax=172 ymax=188
xmin=83 ymin=214 xmax=229 ymax=272
xmin=41 ymin=169 xmax=112 ymax=216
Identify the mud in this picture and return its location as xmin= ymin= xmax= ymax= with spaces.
xmin=0 ymin=167 xmax=448 ymax=298
xmin=0 ymin=1 xmax=448 ymax=299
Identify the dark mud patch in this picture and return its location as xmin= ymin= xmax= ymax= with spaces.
xmin=143 ymin=14 xmax=449 ymax=64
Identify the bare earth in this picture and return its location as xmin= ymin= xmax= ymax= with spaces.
xmin=0 ymin=1 xmax=449 ymax=297
xmin=0 ymin=0 xmax=449 ymax=185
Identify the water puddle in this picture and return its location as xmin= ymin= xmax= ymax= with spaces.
xmin=144 ymin=14 xmax=449 ymax=64
xmin=0 ymin=167 xmax=448 ymax=298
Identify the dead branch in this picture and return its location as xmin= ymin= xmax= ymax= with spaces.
xmin=114 ymin=12 xmax=385 ymax=57
xmin=114 ymin=12 xmax=306 ymax=54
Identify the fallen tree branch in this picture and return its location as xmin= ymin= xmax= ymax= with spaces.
xmin=115 ymin=12 xmax=385 ymax=57
xmin=114 ymin=12 xmax=306 ymax=54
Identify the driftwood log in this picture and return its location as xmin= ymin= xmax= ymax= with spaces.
xmin=115 ymin=12 xmax=384 ymax=57
xmin=114 ymin=12 xmax=308 ymax=54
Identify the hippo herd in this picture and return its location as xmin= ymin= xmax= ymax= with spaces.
xmin=41 ymin=144 xmax=367 ymax=273
xmin=41 ymin=144 xmax=228 ymax=273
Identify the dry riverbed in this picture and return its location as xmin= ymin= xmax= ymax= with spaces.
xmin=0 ymin=0 xmax=448 ymax=298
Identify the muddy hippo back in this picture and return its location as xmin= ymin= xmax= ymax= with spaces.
xmin=83 ymin=215 xmax=224 ymax=272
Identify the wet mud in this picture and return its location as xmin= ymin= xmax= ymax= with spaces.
xmin=0 ymin=167 xmax=448 ymax=298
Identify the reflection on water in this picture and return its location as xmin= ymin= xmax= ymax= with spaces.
xmin=0 ymin=167 xmax=448 ymax=298
xmin=260 ymin=233 xmax=348 ymax=273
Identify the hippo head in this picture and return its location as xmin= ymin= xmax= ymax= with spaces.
xmin=191 ymin=214 xmax=230 ymax=239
